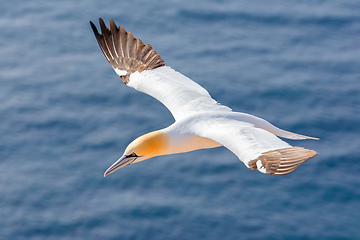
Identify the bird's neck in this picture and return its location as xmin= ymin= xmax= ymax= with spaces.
xmin=162 ymin=132 xmax=222 ymax=156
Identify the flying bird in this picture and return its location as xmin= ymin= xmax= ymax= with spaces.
xmin=90 ymin=18 xmax=318 ymax=177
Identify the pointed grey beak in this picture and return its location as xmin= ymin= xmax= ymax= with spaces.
xmin=104 ymin=155 xmax=137 ymax=177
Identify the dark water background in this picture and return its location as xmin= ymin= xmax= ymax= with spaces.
xmin=1 ymin=0 xmax=359 ymax=239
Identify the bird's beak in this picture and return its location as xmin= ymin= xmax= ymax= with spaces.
xmin=104 ymin=155 xmax=137 ymax=177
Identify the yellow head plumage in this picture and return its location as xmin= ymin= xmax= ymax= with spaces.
xmin=124 ymin=130 xmax=169 ymax=162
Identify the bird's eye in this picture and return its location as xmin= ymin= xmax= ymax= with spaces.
xmin=129 ymin=152 xmax=138 ymax=157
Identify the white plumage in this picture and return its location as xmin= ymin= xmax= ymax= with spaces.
xmin=90 ymin=18 xmax=318 ymax=176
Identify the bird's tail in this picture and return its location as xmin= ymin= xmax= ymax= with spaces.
xmin=232 ymin=113 xmax=319 ymax=140
xmin=250 ymin=115 xmax=319 ymax=140
xmin=270 ymin=127 xmax=319 ymax=140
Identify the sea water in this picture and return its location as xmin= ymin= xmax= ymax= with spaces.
xmin=0 ymin=0 xmax=359 ymax=239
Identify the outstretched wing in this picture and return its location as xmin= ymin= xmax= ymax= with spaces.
xmin=91 ymin=19 xmax=318 ymax=175
xmin=186 ymin=115 xmax=318 ymax=175
xmin=90 ymin=18 xmax=231 ymax=120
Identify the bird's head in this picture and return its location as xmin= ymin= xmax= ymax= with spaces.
xmin=104 ymin=130 xmax=168 ymax=176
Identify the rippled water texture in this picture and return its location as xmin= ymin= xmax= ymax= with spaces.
xmin=1 ymin=0 xmax=359 ymax=239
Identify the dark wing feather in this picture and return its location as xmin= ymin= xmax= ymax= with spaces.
xmin=90 ymin=18 xmax=165 ymax=84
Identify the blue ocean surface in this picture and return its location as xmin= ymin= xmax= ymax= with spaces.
xmin=1 ymin=0 xmax=359 ymax=239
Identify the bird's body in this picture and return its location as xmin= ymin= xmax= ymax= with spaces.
xmin=90 ymin=18 xmax=318 ymax=177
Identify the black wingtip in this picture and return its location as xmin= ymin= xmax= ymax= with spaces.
xmin=89 ymin=20 xmax=99 ymax=35
xmin=99 ymin=18 xmax=107 ymax=34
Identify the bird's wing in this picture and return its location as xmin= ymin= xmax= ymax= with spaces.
xmin=185 ymin=114 xmax=318 ymax=175
xmin=90 ymin=18 xmax=231 ymax=120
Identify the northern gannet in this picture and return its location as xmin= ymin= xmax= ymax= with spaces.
xmin=90 ymin=18 xmax=318 ymax=177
